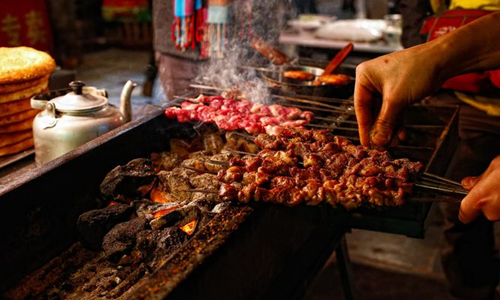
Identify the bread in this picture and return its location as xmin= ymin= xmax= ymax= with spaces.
xmin=0 ymin=98 xmax=31 ymax=117
xmin=0 ymin=137 xmax=34 ymax=157
xmin=0 ymin=47 xmax=56 ymax=85
xmin=0 ymin=74 xmax=50 ymax=94
xmin=0 ymin=116 xmax=35 ymax=133
xmin=0 ymin=81 xmax=48 ymax=103
xmin=0 ymin=109 xmax=38 ymax=126
xmin=0 ymin=130 xmax=32 ymax=148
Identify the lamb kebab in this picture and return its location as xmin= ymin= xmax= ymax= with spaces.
xmin=215 ymin=129 xmax=425 ymax=210
xmin=165 ymin=95 xmax=314 ymax=135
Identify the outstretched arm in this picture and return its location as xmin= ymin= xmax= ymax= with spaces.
xmin=354 ymin=11 xmax=500 ymax=147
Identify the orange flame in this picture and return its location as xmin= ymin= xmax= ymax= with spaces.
xmin=150 ymin=188 xmax=172 ymax=203
xmin=180 ymin=219 xmax=198 ymax=235
xmin=153 ymin=206 xmax=180 ymax=219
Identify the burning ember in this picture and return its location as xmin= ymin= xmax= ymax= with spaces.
xmin=5 ymin=125 xmax=258 ymax=300
xmin=180 ymin=219 xmax=198 ymax=235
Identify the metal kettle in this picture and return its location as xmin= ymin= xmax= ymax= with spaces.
xmin=31 ymin=80 xmax=137 ymax=165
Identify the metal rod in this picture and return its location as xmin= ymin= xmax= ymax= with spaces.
xmin=183 ymin=189 xmax=219 ymax=193
xmin=414 ymin=183 xmax=468 ymax=195
xmin=272 ymin=95 xmax=352 ymax=106
xmin=208 ymin=160 xmax=229 ymax=166
xmin=423 ymin=172 xmax=464 ymax=187
xmin=181 ymin=166 xmax=217 ymax=174
xmin=277 ymin=96 xmax=340 ymax=109
xmin=418 ymin=181 xmax=468 ymax=195
xmin=305 ymin=123 xmax=359 ymax=132
xmin=419 ymin=176 xmax=466 ymax=190
xmin=226 ymin=149 xmax=257 ymax=156
xmin=285 ymin=103 xmax=356 ymax=115
xmin=277 ymin=93 xmax=353 ymax=104
xmin=231 ymin=131 xmax=256 ymax=141
xmin=409 ymin=196 xmax=462 ymax=203
xmin=314 ymin=116 xmax=358 ymax=125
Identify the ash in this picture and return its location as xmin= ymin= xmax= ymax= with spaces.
xmin=5 ymin=127 xmax=258 ymax=300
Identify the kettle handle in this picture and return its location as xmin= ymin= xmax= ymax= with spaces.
xmin=31 ymin=88 xmax=72 ymax=110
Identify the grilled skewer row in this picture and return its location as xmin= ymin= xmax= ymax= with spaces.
xmin=215 ymin=129 xmax=424 ymax=210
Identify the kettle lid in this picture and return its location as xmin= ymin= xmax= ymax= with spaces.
xmin=50 ymin=81 xmax=108 ymax=113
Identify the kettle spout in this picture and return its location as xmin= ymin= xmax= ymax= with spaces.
xmin=120 ymin=80 xmax=137 ymax=123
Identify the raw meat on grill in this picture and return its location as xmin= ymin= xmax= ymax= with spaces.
xmin=165 ymin=95 xmax=314 ymax=135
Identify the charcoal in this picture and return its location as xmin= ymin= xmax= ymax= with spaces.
xmin=102 ymin=217 xmax=148 ymax=261
xmin=149 ymin=205 xmax=200 ymax=230
xmin=185 ymin=198 xmax=215 ymax=212
xmin=212 ymin=201 xmax=231 ymax=213
xmin=136 ymin=227 xmax=187 ymax=268
xmin=100 ymin=158 xmax=157 ymax=203
xmin=77 ymin=204 xmax=134 ymax=250
xmin=155 ymin=169 xmax=193 ymax=203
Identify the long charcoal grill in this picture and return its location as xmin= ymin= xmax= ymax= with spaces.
xmin=0 ymin=92 xmax=459 ymax=299
xmin=0 ymin=107 xmax=350 ymax=300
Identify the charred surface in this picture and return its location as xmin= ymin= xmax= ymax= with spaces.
xmin=100 ymin=158 xmax=157 ymax=203
xmin=77 ymin=204 xmax=134 ymax=250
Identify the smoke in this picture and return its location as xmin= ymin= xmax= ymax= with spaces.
xmin=194 ymin=0 xmax=296 ymax=104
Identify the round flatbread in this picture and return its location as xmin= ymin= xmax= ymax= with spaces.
xmin=0 ymin=109 xmax=38 ymax=126
xmin=0 ymin=98 xmax=31 ymax=117
xmin=0 ymin=137 xmax=34 ymax=157
xmin=0 ymin=47 xmax=55 ymax=85
xmin=0 ymin=129 xmax=32 ymax=148
xmin=0 ymin=116 xmax=34 ymax=133
xmin=0 ymin=74 xmax=50 ymax=94
xmin=0 ymin=80 xmax=48 ymax=103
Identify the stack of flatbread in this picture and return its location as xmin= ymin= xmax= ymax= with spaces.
xmin=0 ymin=47 xmax=55 ymax=157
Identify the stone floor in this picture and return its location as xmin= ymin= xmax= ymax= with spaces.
xmin=75 ymin=48 xmax=500 ymax=300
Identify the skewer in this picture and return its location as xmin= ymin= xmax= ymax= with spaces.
xmin=225 ymin=149 xmax=257 ymax=156
xmin=284 ymin=103 xmax=356 ymax=115
xmin=313 ymin=116 xmax=358 ymax=125
xmin=418 ymin=177 xmax=466 ymax=190
xmin=183 ymin=189 xmax=219 ymax=193
xmin=409 ymin=196 xmax=462 ymax=203
xmin=278 ymin=96 xmax=348 ymax=110
xmin=422 ymin=172 xmax=463 ymax=187
xmin=181 ymin=166 xmax=218 ymax=174
xmin=414 ymin=183 xmax=468 ymax=195
xmin=279 ymin=93 xmax=353 ymax=104
xmin=207 ymin=159 xmax=230 ymax=166
xmin=231 ymin=131 xmax=256 ymax=141
xmin=305 ymin=123 xmax=359 ymax=132
xmin=273 ymin=94 xmax=352 ymax=106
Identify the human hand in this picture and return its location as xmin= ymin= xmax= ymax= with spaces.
xmin=459 ymin=156 xmax=500 ymax=224
xmin=354 ymin=44 xmax=445 ymax=147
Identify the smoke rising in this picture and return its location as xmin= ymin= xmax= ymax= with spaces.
xmin=194 ymin=0 xmax=296 ymax=104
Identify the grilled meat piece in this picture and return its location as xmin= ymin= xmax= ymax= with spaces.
xmin=316 ymin=74 xmax=351 ymax=85
xmin=216 ymin=130 xmax=424 ymax=209
xmin=283 ymin=70 xmax=315 ymax=81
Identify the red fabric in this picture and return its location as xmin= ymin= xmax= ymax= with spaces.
xmin=0 ymin=0 xmax=53 ymax=54
xmin=421 ymin=9 xmax=500 ymax=93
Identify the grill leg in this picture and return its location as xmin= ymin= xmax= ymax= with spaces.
xmin=336 ymin=235 xmax=357 ymax=300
